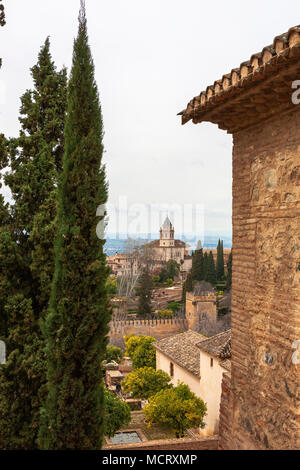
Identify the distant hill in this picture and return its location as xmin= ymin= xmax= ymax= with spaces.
xmin=104 ymin=234 xmax=232 ymax=256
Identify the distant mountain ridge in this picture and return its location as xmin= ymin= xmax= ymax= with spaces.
xmin=104 ymin=234 xmax=232 ymax=256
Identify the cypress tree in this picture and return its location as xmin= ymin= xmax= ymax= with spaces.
xmin=191 ymin=249 xmax=204 ymax=282
xmin=39 ymin=2 xmax=111 ymax=450
xmin=226 ymin=250 xmax=232 ymax=290
xmin=203 ymin=251 xmax=209 ymax=281
xmin=216 ymin=239 xmax=225 ymax=281
xmin=137 ymin=266 xmax=153 ymax=318
xmin=0 ymin=1 xmax=5 ymax=68
xmin=185 ymin=272 xmax=193 ymax=293
xmin=0 ymin=39 xmax=67 ymax=449
xmin=206 ymin=251 xmax=216 ymax=285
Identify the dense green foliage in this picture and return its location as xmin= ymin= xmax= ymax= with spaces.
xmin=122 ymin=367 xmax=171 ymax=400
xmin=0 ymin=0 xmax=5 ymax=68
xmin=137 ymin=266 xmax=153 ymax=318
xmin=106 ymin=276 xmax=117 ymax=297
xmin=39 ymin=4 xmax=111 ymax=450
xmin=191 ymin=249 xmax=204 ymax=282
xmin=158 ymin=309 xmax=174 ymax=319
xmin=205 ymin=251 xmax=216 ymax=285
xmin=103 ymin=390 xmax=131 ymax=438
xmin=105 ymin=346 xmax=123 ymax=364
xmin=124 ymin=335 xmax=156 ymax=369
xmin=167 ymin=301 xmax=181 ymax=313
xmin=216 ymin=239 xmax=225 ymax=282
xmin=0 ymin=38 xmax=67 ymax=449
xmin=158 ymin=259 xmax=180 ymax=284
xmin=144 ymin=383 xmax=207 ymax=438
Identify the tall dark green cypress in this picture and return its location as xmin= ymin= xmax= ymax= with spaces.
xmin=203 ymin=252 xmax=209 ymax=280
xmin=39 ymin=2 xmax=111 ymax=450
xmin=185 ymin=272 xmax=193 ymax=293
xmin=191 ymin=249 xmax=204 ymax=282
xmin=226 ymin=250 xmax=232 ymax=290
xmin=206 ymin=251 xmax=216 ymax=285
xmin=0 ymin=1 xmax=5 ymax=69
xmin=137 ymin=266 xmax=153 ymax=318
xmin=216 ymin=239 xmax=225 ymax=281
xmin=0 ymin=39 xmax=67 ymax=449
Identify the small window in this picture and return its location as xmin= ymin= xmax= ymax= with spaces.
xmin=210 ymin=358 xmax=214 ymax=368
xmin=170 ymin=362 xmax=174 ymax=378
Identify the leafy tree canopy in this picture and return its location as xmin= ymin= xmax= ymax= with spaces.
xmin=124 ymin=334 xmax=156 ymax=369
xmin=122 ymin=367 xmax=171 ymax=400
xmin=158 ymin=309 xmax=174 ymax=319
xmin=144 ymin=383 xmax=207 ymax=438
xmin=105 ymin=346 xmax=123 ymax=364
xmin=103 ymin=389 xmax=131 ymax=438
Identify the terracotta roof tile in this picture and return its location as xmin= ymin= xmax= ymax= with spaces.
xmin=146 ymin=239 xmax=186 ymax=249
xmin=179 ymin=25 xmax=300 ymax=127
xmin=153 ymin=330 xmax=207 ymax=377
xmin=196 ymin=330 xmax=231 ymax=359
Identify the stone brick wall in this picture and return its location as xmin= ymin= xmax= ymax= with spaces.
xmin=231 ymin=106 xmax=300 ymax=450
xmin=218 ymin=372 xmax=233 ymax=450
xmin=109 ymin=318 xmax=187 ymax=349
xmin=186 ymin=293 xmax=217 ymax=331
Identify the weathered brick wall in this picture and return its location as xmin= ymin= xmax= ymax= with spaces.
xmin=186 ymin=293 xmax=217 ymax=331
xmin=218 ymin=372 xmax=233 ymax=450
xmin=231 ymin=106 xmax=300 ymax=450
xmin=109 ymin=319 xmax=187 ymax=349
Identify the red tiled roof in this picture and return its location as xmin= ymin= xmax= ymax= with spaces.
xmin=154 ymin=330 xmax=207 ymax=377
xmin=179 ymin=26 xmax=300 ymax=131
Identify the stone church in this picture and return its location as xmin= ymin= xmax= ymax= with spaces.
xmin=145 ymin=216 xmax=191 ymax=267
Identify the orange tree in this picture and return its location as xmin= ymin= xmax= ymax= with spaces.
xmin=144 ymin=383 xmax=207 ymax=438
xmin=124 ymin=334 xmax=156 ymax=369
xmin=122 ymin=367 xmax=171 ymax=400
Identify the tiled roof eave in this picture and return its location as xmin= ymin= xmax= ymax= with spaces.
xmin=180 ymin=39 xmax=300 ymax=132
xmin=154 ymin=345 xmax=200 ymax=377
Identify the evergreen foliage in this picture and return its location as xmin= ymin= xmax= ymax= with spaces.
xmin=191 ymin=249 xmax=204 ymax=282
xmin=0 ymin=0 xmax=5 ymax=68
xmin=39 ymin=3 xmax=111 ymax=450
xmin=137 ymin=266 xmax=153 ymax=318
xmin=103 ymin=390 xmax=131 ymax=438
xmin=158 ymin=309 xmax=174 ymax=319
xmin=105 ymin=346 xmax=123 ymax=364
xmin=185 ymin=272 xmax=193 ymax=293
xmin=226 ymin=250 xmax=232 ymax=290
xmin=206 ymin=251 xmax=216 ymax=285
xmin=0 ymin=38 xmax=67 ymax=449
xmin=216 ymin=239 xmax=225 ymax=281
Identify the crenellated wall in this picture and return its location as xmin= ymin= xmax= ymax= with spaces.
xmin=109 ymin=318 xmax=187 ymax=349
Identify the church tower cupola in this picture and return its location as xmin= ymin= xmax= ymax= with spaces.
xmin=160 ymin=216 xmax=175 ymax=247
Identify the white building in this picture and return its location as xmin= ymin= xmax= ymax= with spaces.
xmin=154 ymin=329 xmax=231 ymax=436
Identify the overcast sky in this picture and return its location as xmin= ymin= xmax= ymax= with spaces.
xmin=1 ymin=1 xmax=300 ymax=239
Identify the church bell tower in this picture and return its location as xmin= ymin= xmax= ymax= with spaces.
xmin=159 ymin=216 xmax=175 ymax=247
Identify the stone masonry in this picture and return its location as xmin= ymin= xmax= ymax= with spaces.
xmin=180 ymin=26 xmax=300 ymax=450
